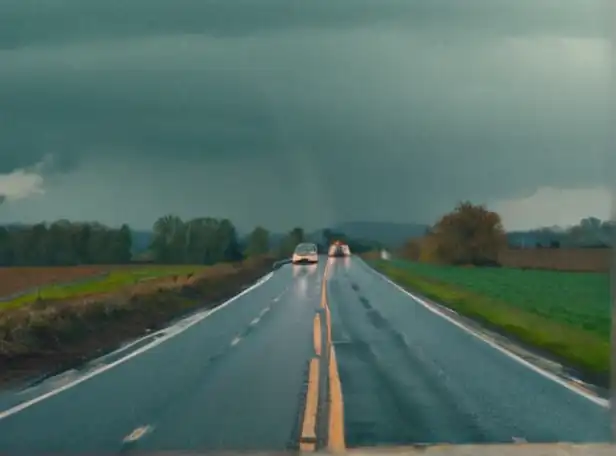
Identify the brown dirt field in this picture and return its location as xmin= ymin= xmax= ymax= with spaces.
xmin=0 ymin=256 xmax=276 ymax=387
xmin=395 ymin=240 xmax=612 ymax=273
xmin=498 ymin=248 xmax=612 ymax=272
xmin=0 ymin=266 xmax=113 ymax=297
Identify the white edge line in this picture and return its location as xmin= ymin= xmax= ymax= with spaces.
xmin=0 ymin=272 xmax=274 ymax=421
xmin=365 ymin=263 xmax=609 ymax=408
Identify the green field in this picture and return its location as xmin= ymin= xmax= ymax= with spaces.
xmin=370 ymin=259 xmax=611 ymax=379
xmin=0 ymin=265 xmax=208 ymax=311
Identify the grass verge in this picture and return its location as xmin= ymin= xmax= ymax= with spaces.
xmin=0 ymin=256 xmax=275 ymax=386
xmin=369 ymin=259 xmax=610 ymax=386
xmin=0 ymin=265 xmax=210 ymax=311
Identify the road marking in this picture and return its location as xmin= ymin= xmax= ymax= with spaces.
xmin=321 ymin=262 xmax=345 ymax=452
xmin=320 ymin=263 xmax=330 ymax=309
xmin=325 ymin=305 xmax=332 ymax=346
xmin=273 ymin=287 xmax=288 ymax=302
xmin=0 ymin=272 xmax=274 ymax=421
xmin=320 ymin=280 xmax=326 ymax=309
xmin=300 ymin=358 xmax=320 ymax=451
xmin=367 ymin=265 xmax=609 ymax=409
xmin=250 ymin=317 xmax=260 ymax=326
xmin=260 ymin=307 xmax=270 ymax=317
xmin=314 ymin=314 xmax=322 ymax=357
xmin=321 ymin=267 xmax=332 ymax=347
xmin=231 ymin=337 xmax=242 ymax=346
xmin=123 ymin=425 xmax=153 ymax=443
xmin=110 ymin=335 xmax=158 ymax=357
xmin=327 ymin=345 xmax=345 ymax=452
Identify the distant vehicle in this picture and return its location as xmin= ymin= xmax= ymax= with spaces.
xmin=292 ymin=243 xmax=319 ymax=264
xmin=328 ymin=240 xmax=351 ymax=257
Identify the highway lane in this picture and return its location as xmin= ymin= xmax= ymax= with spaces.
xmin=0 ymin=262 xmax=324 ymax=454
xmin=326 ymin=256 xmax=611 ymax=447
xmin=0 ymin=254 xmax=610 ymax=453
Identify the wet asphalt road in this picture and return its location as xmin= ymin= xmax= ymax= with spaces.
xmin=0 ymin=263 xmax=323 ymax=454
xmin=326 ymin=257 xmax=611 ymax=446
xmin=0 ymin=256 xmax=610 ymax=454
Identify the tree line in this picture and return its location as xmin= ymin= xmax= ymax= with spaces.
xmin=0 ymin=212 xmax=383 ymax=267
xmin=508 ymin=217 xmax=615 ymax=249
xmin=0 ymin=221 xmax=132 ymax=266
xmin=0 ymin=216 xmax=315 ymax=267
xmin=148 ymin=216 xmax=305 ymax=264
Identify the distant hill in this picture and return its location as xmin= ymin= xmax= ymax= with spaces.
xmin=306 ymin=221 xmax=428 ymax=248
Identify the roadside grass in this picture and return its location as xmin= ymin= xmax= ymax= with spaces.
xmin=0 ymin=265 xmax=209 ymax=311
xmin=0 ymin=256 xmax=275 ymax=384
xmin=370 ymin=259 xmax=610 ymax=380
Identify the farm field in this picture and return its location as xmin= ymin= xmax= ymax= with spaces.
xmin=369 ymin=258 xmax=611 ymax=382
xmin=498 ymin=247 xmax=610 ymax=272
xmin=383 ymin=259 xmax=610 ymax=337
xmin=0 ymin=265 xmax=209 ymax=310
xmin=0 ymin=266 xmax=110 ymax=298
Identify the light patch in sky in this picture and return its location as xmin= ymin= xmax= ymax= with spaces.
xmin=0 ymin=166 xmax=46 ymax=203
xmin=493 ymin=187 xmax=611 ymax=230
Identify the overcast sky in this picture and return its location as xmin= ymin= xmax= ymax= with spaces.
xmin=0 ymin=0 xmax=612 ymax=232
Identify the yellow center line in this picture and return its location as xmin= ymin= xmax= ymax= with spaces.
xmin=300 ymin=256 xmax=345 ymax=452
xmin=325 ymin=304 xmax=332 ymax=347
xmin=321 ymin=258 xmax=346 ymax=452
xmin=314 ymin=314 xmax=322 ymax=357
xmin=300 ymin=358 xmax=320 ymax=451
xmin=320 ymin=280 xmax=327 ymax=309
xmin=328 ymin=345 xmax=346 ymax=452
xmin=320 ymin=261 xmax=330 ymax=308
xmin=321 ymin=262 xmax=333 ymax=354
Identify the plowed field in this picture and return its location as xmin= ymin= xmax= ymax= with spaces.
xmin=0 ymin=266 xmax=112 ymax=298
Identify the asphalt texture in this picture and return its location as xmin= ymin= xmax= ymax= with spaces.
xmin=326 ymin=257 xmax=611 ymax=446
xmin=0 ymin=256 xmax=610 ymax=454
xmin=0 ymin=263 xmax=323 ymax=454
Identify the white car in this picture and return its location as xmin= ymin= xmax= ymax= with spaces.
xmin=292 ymin=243 xmax=319 ymax=264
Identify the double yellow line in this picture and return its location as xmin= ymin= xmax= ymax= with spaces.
xmin=300 ymin=260 xmax=345 ymax=452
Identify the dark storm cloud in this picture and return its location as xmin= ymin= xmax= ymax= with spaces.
xmin=0 ymin=0 xmax=611 ymax=230
xmin=0 ymin=0 xmax=607 ymax=48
